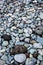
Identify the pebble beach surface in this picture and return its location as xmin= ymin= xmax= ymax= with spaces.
xmin=0 ymin=0 xmax=43 ymax=65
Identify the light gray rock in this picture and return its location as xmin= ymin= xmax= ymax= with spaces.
xmin=29 ymin=49 xmax=36 ymax=54
xmin=14 ymin=54 xmax=26 ymax=63
xmin=33 ymin=43 xmax=42 ymax=49
xmin=38 ymin=55 xmax=43 ymax=61
xmin=2 ymin=41 xmax=9 ymax=47
xmin=1 ymin=54 xmax=8 ymax=61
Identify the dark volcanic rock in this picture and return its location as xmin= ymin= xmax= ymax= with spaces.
xmin=1 ymin=34 xmax=12 ymax=41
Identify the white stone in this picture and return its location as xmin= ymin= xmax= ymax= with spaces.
xmin=33 ymin=43 xmax=42 ymax=49
xmin=0 ymin=49 xmax=6 ymax=53
xmin=14 ymin=54 xmax=26 ymax=63
xmin=2 ymin=41 xmax=8 ymax=46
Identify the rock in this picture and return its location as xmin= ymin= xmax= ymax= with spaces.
xmin=38 ymin=49 xmax=43 ymax=55
xmin=15 ymin=42 xmax=24 ymax=45
xmin=25 ymin=58 xmax=36 ymax=65
xmin=30 ymin=40 xmax=36 ymax=44
xmin=29 ymin=49 xmax=36 ymax=54
xmin=0 ymin=60 xmax=5 ymax=65
xmin=25 ymin=53 xmax=30 ymax=58
xmin=38 ymin=55 xmax=43 ymax=61
xmin=33 ymin=52 xmax=38 ymax=59
xmin=24 ymin=43 xmax=30 ymax=48
xmin=39 ymin=12 xmax=43 ymax=19
xmin=1 ymin=54 xmax=8 ymax=61
xmin=14 ymin=54 xmax=26 ymax=63
xmin=1 ymin=34 xmax=11 ymax=41
xmin=33 ymin=43 xmax=42 ymax=49
xmin=10 ymin=45 xmax=27 ymax=55
xmin=0 ymin=49 xmax=6 ymax=53
xmin=2 ymin=41 xmax=8 ymax=46
xmin=25 ymin=38 xmax=30 ymax=43
xmin=18 ymin=29 xmax=23 ymax=34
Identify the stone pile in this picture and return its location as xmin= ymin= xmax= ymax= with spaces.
xmin=0 ymin=0 xmax=43 ymax=65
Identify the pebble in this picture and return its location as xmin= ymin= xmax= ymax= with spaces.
xmin=38 ymin=55 xmax=43 ymax=61
xmin=0 ymin=60 xmax=5 ymax=65
xmin=1 ymin=34 xmax=12 ymax=41
xmin=0 ymin=49 xmax=6 ymax=53
xmin=39 ymin=12 xmax=43 ymax=19
xmin=10 ymin=45 xmax=27 ymax=55
xmin=2 ymin=41 xmax=9 ymax=46
xmin=14 ymin=54 xmax=26 ymax=63
xmin=1 ymin=54 xmax=8 ymax=61
xmin=29 ymin=49 xmax=36 ymax=54
xmin=33 ymin=43 xmax=42 ymax=49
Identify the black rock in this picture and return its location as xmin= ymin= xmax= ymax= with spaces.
xmin=1 ymin=34 xmax=12 ymax=41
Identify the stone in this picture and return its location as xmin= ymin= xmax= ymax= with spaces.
xmin=38 ymin=49 xmax=43 ymax=55
xmin=18 ymin=29 xmax=23 ymax=34
xmin=25 ymin=58 xmax=36 ymax=65
xmin=30 ymin=40 xmax=36 ymax=44
xmin=33 ymin=52 xmax=38 ymax=59
xmin=0 ymin=49 xmax=6 ymax=53
xmin=15 ymin=42 xmax=24 ymax=45
xmin=1 ymin=54 xmax=8 ymax=61
xmin=24 ymin=43 xmax=30 ymax=48
xmin=10 ymin=45 xmax=27 ymax=55
xmin=33 ymin=43 xmax=42 ymax=49
xmin=14 ymin=54 xmax=26 ymax=63
xmin=1 ymin=34 xmax=11 ymax=41
xmin=0 ymin=60 xmax=5 ymax=65
xmin=25 ymin=38 xmax=30 ymax=43
xmin=29 ymin=49 xmax=36 ymax=54
xmin=39 ymin=12 xmax=43 ymax=19
xmin=38 ymin=55 xmax=43 ymax=61
xmin=2 ymin=41 xmax=8 ymax=46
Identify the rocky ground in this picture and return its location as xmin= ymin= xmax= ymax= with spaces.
xmin=0 ymin=0 xmax=43 ymax=65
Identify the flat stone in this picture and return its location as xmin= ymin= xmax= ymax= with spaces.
xmin=14 ymin=54 xmax=26 ymax=63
